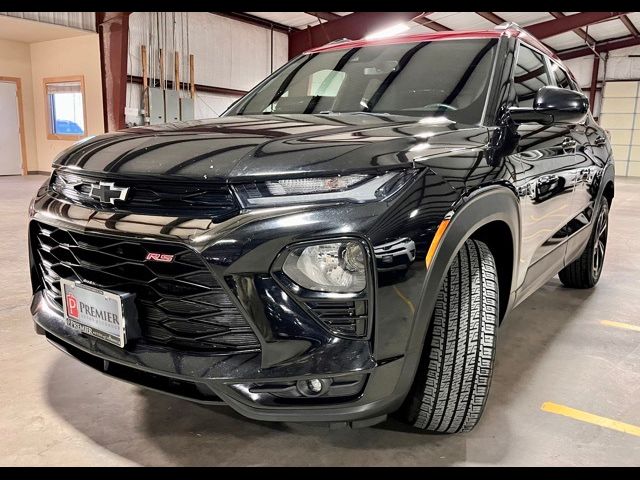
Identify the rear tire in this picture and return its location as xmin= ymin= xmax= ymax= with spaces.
xmin=559 ymin=200 xmax=609 ymax=289
xmin=398 ymin=239 xmax=498 ymax=433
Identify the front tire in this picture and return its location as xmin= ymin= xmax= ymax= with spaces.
xmin=559 ymin=200 xmax=609 ymax=289
xmin=398 ymin=239 xmax=498 ymax=433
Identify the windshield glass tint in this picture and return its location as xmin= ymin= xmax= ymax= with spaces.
xmin=227 ymin=38 xmax=498 ymax=124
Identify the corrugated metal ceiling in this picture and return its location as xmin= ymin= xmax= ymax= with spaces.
xmin=246 ymin=12 xmax=640 ymax=56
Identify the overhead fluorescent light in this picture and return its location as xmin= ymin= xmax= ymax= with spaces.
xmin=364 ymin=23 xmax=410 ymax=40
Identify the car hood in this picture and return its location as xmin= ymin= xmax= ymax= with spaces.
xmin=55 ymin=114 xmax=490 ymax=181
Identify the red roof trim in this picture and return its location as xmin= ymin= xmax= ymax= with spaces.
xmin=303 ymin=27 xmax=561 ymax=62
xmin=304 ymin=30 xmax=501 ymax=54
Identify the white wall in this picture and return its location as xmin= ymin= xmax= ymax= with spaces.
xmin=125 ymin=12 xmax=288 ymax=122
xmin=564 ymin=46 xmax=640 ymax=118
xmin=0 ymin=33 xmax=103 ymax=173
xmin=30 ymin=35 xmax=104 ymax=172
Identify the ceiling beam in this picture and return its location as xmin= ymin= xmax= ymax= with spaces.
xmin=475 ymin=12 xmax=506 ymax=25
xmin=557 ymin=34 xmax=640 ymax=60
xmin=305 ymin=12 xmax=342 ymax=22
xmin=620 ymin=14 xmax=640 ymax=37
xmin=288 ymin=12 xmax=423 ymax=58
xmin=527 ymin=12 xmax=628 ymax=39
xmin=413 ymin=14 xmax=451 ymax=32
xmin=549 ymin=12 xmax=597 ymax=45
xmin=473 ymin=12 xmax=558 ymax=54
xmin=213 ymin=12 xmax=293 ymax=34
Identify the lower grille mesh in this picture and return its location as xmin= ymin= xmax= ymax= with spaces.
xmin=304 ymin=300 xmax=368 ymax=337
xmin=30 ymin=221 xmax=260 ymax=352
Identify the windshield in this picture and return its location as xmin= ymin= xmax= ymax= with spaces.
xmin=226 ymin=38 xmax=498 ymax=124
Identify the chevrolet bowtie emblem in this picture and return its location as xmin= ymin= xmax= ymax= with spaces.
xmin=89 ymin=182 xmax=129 ymax=205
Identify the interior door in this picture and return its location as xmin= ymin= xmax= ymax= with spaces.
xmin=508 ymin=45 xmax=580 ymax=297
xmin=0 ymin=81 xmax=23 ymax=176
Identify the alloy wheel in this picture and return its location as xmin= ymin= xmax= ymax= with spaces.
xmin=592 ymin=204 xmax=608 ymax=279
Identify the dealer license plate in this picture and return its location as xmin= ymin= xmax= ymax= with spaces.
xmin=60 ymin=279 xmax=127 ymax=348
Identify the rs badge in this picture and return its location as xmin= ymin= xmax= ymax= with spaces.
xmin=145 ymin=252 xmax=175 ymax=263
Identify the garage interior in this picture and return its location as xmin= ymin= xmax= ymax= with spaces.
xmin=1 ymin=11 xmax=640 ymax=466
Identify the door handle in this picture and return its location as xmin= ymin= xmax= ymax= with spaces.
xmin=562 ymin=137 xmax=577 ymax=153
xmin=594 ymin=135 xmax=606 ymax=147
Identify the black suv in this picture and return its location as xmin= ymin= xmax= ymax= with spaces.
xmin=28 ymin=24 xmax=614 ymax=433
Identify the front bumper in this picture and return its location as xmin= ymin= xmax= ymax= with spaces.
xmin=32 ymin=291 xmax=405 ymax=425
xmin=27 ymin=184 xmax=434 ymax=425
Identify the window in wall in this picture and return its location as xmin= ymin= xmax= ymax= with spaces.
xmin=550 ymin=62 xmax=573 ymax=90
xmin=44 ymin=76 xmax=86 ymax=140
xmin=512 ymin=45 xmax=551 ymax=107
xmin=308 ymin=70 xmax=346 ymax=97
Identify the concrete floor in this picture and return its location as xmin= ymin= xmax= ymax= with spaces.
xmin=1 ymin=174 xmax=640 ymax=466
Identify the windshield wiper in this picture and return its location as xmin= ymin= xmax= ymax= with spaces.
xmin=350 ymin=111 xmax=393 ymax=117
xmin=315 ymin=111 xmax=391 ymax=116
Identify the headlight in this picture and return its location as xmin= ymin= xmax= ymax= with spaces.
xmin=282 ymin=241 xmax=367 ymax=293
xmin=234 ymin=170 xmax=417 ymax=207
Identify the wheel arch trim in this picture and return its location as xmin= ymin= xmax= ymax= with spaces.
xmin=597 ymin=162 xmax=615 ymax=206
xmin=390 ymin=185 xmax=521 ymax=403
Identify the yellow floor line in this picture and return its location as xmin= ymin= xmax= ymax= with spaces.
xmin=541 ymin=402 xmax=640 ymax=437
xmin=600 ymin=320 xmax=640 ymax=332
xmin=392 ymin=286 xmax=415 ymax=316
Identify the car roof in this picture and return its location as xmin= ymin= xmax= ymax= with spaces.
xmin=304 ymin=28 xmax=561 ymax=63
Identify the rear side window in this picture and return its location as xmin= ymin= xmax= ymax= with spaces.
xmin=551 ymin=62 xmax=573 ymax=90
xmin=512 ymin=45 xmax=552 ymax=107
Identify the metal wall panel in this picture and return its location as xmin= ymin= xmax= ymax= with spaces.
xmin=600 ymin=81 xmax=640 ymax=177
xmin=126 ymin=12 xmax=285 ymax=124
xmin=127 ymin=12 xmax=288 ymax=91
xmin=126 ymin=82 xmax=239 ymax=123
xmin=193 ymin=92 xmax=240 ymax=119
xmin=0 ymin=12 xmax=96 ymax=31
xmin=562 ymin=46 xmax=640 ymax=118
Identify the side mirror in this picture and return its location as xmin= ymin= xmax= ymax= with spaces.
xmin=507 ymin=86 xmax=589 ymax=125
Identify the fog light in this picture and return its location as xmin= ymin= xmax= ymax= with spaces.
xmin=282 ymin=241 xmax=367 ymax=293
xmin=296 ymin=378 xmax=331 ymax=397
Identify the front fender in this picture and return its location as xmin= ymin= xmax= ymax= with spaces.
xmin=389 ymin=185 xmax=521 ymax=404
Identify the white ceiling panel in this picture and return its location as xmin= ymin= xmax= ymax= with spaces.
xmin=245 ymin=12 xmax=640 ymax=46
xmin=585 ymin=18 xmax=634 ymax=41
xmin=494 ymin=12 xmax=555 ymax=26
xmin=626 ymin=12 xmax=640 ymax=26
xmin=405 ymin=23 xmax=437 ymax=35
xmin=247 ymin=12 xmax=320 ymax=28
xmin=544 ymin=31 xmax=586 ymax=50
xmin=426 ymin=12 xmax=496 ymax=30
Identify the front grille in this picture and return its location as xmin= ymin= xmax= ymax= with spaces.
xmin=304 ymin=299 xmax=368 ymax=337
xmin=49 ymin=170 xmax=240 ymax=220
xmin=31 ymin=221 xmax=260 ymax=352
